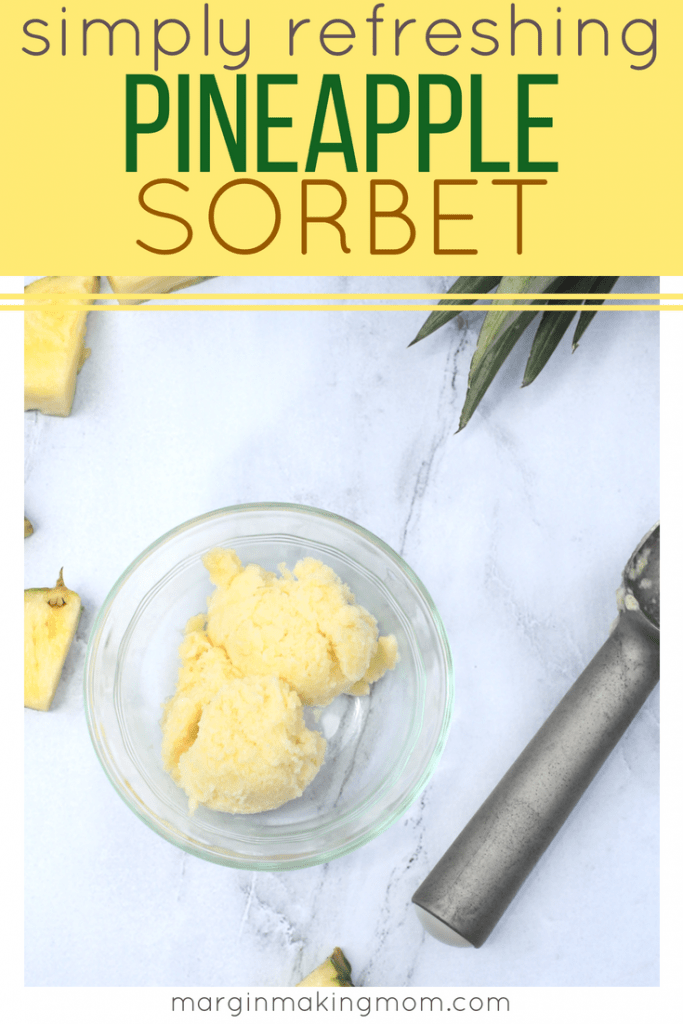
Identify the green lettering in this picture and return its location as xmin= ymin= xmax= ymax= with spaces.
xmin=305 ymin=75 xmax=357 ymax=172
xmin=366 ymin=74 xmax=410 ymax=173
xmin=518 ymin=74 xmax=558 ymax=172
xmin=470 ymin=74 xmax=509 ymax=172
xmin=200 ymin=75 xmax=246 ymax=172
xmin=257 ymin=74 xmax=297 ymax=172
xmin=178 ymin=75 xmax=189 ymax=172
xmin=125 ymin=74 xmax=169 ymax=172
xmin=418 ymin=74 xmax=462 ymax=172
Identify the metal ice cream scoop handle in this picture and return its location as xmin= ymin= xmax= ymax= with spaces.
xmin=412 ymin=524 xmax=660 ymax=948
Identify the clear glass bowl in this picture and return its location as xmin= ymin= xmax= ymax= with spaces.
xmin=84 ymin=503 xmax=454 ymax=870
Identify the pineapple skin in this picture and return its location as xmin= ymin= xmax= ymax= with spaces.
xmin=296 ymin=948 xmax=354 ymax=988
xmin=24 ymin=276 xmax=100 ymax=416
xmin=24 ymin=573 xmax=82 ymax=711
xmin=107 ymin=276 xmax=212 ymax=305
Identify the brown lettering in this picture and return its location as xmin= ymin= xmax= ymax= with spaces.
xmin=136 ymin=178 xmax=192 ymax=254
xmin=433 ymin=179 xmax=478 ymax=255
xmin=208 ymin=179 xmax=281 ymax=254
xmin=370 ymin=180 xmax=416 ymax=254
xmin=491 ymin=178 xmax=547 ymax=254
xmin=301 ymin=180 xmax=350 ymax=255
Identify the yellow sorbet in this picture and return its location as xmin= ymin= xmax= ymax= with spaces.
xmin=203 ymin=548 xmax=398 ymax=706
xmin=167 ymin=671 xmax=325 ymax=814
xmin=161 ymin=548 xmax=398 ymax=815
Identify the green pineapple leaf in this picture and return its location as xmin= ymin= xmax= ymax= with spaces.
xmin=410 ymin=275 xmax=621 ymax=430
xmin=408 ymin=276 xmax=502 ymax=345
xmin=572 ymin=277 xmax=619 ymax=351
xmin=522 ymin=276 xmax=600 ymax=387
xmin=470 ymin=276 xmax=553 ymax=374
xmin=457 ymin=277 xmax=558 ymax=431
xmin=296 ymin=948 xmax=354 ymax=987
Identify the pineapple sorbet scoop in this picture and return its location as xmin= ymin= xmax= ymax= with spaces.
xmin=413 ymin=524 xmax=660 ymax=948
xmin=161 ymin=548 xmax=398 ymax=814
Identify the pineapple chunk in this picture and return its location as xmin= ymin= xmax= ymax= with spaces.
xmin=24 ymin=276 xmax=100 ymax=416
xmin=296 ymin=948 xmax=354 ymax=988
xmin=24 ymin=571 xmax=82 ymax=711
xmin=107 ymin=276 xmax=212 ymax=305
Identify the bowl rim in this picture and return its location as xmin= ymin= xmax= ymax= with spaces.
xmin=84 ymin=501 xmax=454 ymax=870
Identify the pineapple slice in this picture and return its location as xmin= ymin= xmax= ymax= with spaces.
xmin=24 ymin=276 xmax=100 ymax=416
xmin=24 ymin=571 xmax=82 ymax=711
xmin=296 ymin=948 xmax=354 ymax=988
xmin=107 ymin=276 xmax=212 ymax=305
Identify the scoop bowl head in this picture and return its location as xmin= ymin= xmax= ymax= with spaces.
xmin=619 ymin=523 xmax=660 ymax=631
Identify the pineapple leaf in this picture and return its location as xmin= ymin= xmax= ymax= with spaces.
xmin=412 ymin=274 xmax=621 ymax=431
xmin=457 ymin=277 xmax=566 ymax=431
xmin=296 ymin=948 xmax=354 ymax=987
xmin=329 ymin=947 xmax=354 ymax=986
xmin=522 ymin=276 xmax=599 ymax=386
xmin=470 ymin=276 xmax=554 ymax=377
xmin=572 ymin=277 xmax=619 ymax=351
xmin=408 ymin=276 xmax=502 ymax=345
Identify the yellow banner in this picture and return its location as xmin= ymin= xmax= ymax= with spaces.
xmin=2 ymin=1 xmax=679 ymax=274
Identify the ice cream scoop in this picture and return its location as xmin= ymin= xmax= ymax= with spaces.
xmin=413 ymin=524 xmax=660 ymax=947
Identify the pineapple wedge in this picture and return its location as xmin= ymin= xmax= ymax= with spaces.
xmin=24 ymin=276 xmax=100 ymax=416
xmin=107 ymin=276 xmax=212 ymax=305
xmin=24 ymin=571 xmax=82 ymax=711
xmin=297 ymin=948 xmax=354 ymax=987
xmin=24 ymin=516 xmax=34 ymax=538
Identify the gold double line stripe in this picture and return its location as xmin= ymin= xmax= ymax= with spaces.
xmin=5 ymin=292 xmax=682 ymax=313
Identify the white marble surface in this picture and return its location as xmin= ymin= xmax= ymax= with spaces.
xmin=24 ymin=275 xmax=660 ymax=988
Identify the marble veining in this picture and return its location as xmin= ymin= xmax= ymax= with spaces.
xmin=24 ymin=275 xmax=660 ymax=988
